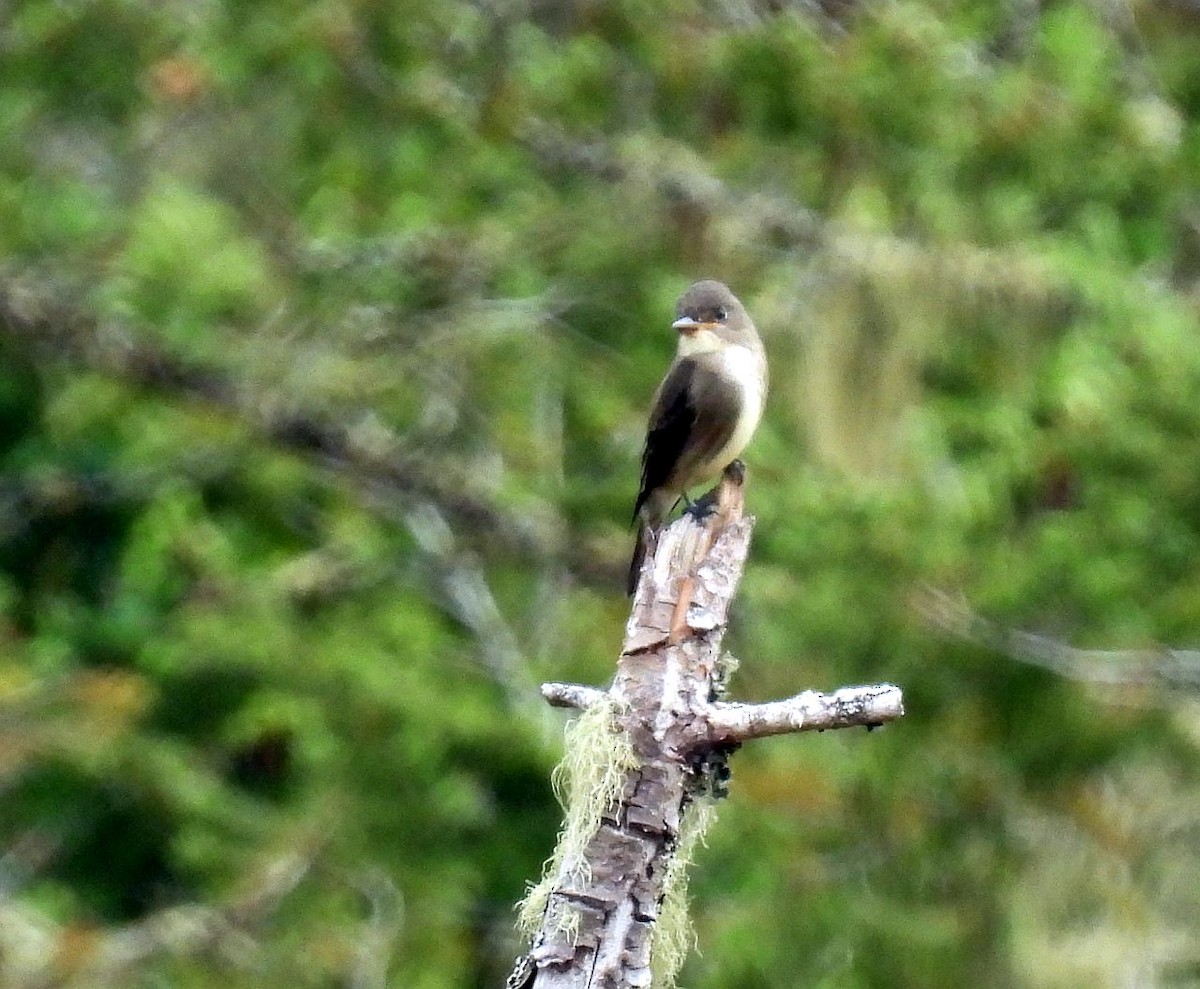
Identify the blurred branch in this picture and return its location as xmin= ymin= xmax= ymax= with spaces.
xmin=0 ymin=270 xmax=561 ymax=563
xmin=0 ymin=845 xmax=317 ymax=989
xmin=0 ymin=829 xmax=62 ymax=900
xmin=276 ymin=511 xmax=550 ymax=716
xmin=349 ymin=868 xmax=404 ymax=989
xmin=404 ymin=499 xmax=548 ymax=723
xmin=919 ymin=587 xmax=1200 ymax=690
xmin=0 ymin=271 xmax=572 ymax=705
xmin=521 ymin=122 xmax=1074 ymax=313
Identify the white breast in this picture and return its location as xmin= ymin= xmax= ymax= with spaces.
xmin=710 ymin=344 xmax=765 ymax=469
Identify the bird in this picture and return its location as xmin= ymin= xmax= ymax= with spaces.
xmin=628 ymin=280 xmax=768 ymax=595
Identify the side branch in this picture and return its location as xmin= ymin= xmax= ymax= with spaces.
xmin=701 ymin=684 xmax=904 ymax=746
xmin=541 ymin=682 xmax=905 ymax=741
xmin=541 ymin=682 xmax=606 ymax=710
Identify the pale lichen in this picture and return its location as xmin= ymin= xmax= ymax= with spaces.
xmin=516 ymin=694 xmax=638 ymax=937
xmin=650 ymin=797 xmax=717 ymax=988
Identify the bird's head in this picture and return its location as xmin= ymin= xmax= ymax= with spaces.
xmin=671 ymin=280 xmax=757 ymax=356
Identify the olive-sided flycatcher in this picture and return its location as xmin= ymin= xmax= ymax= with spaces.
xmin=629 ymin=280 xmax=768 ymax=594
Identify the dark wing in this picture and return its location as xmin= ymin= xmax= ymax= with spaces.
xmin=633 ymin=355 xmax=741 ymax=521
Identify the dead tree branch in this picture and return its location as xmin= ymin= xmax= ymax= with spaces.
xmin=541 ymin=683 xmax=607 ymax=711
xmin=701 ymin=684 xmax=904 ymax=743
xmin=512 ymin=465 xmax=904 ymax=989
xmin=544 ymin=682 xmax=903 ymax=741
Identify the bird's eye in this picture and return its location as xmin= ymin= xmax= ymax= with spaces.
xmin=716 ymin=307 xmax=728 ymax=321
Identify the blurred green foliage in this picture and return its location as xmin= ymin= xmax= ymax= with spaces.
xmin=3 ymin=0 xmax=1200 ymax=986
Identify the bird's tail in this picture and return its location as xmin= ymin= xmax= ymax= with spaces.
xmin=627 ymin=522 xmax=652 ymax=596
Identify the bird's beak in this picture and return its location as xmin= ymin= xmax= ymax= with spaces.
xmin=672 ymin=316 xmax=701 ymax=335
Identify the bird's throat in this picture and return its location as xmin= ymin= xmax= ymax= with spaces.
xmin=675 ymin=328 xmax=724 ymax=358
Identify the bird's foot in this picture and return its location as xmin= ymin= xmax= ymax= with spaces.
xmin=685 ymin=488 xmax=721 ymax=521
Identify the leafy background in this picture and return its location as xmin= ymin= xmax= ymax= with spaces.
xmin=3 ymin=0 xmax=1200 ymax=986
